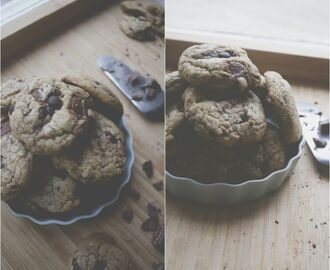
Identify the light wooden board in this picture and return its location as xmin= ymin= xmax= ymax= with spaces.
xmin=1 ymin=2 xmax=164 ymax=270
xmin=166 ymin=43 xmax=329 ymax=270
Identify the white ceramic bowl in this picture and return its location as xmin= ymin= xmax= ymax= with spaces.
xmin=166 ymin=138 xmax=305 ymax=205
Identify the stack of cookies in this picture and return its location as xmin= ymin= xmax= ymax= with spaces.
xmin=1 ymin=74 xmax=126 ymax=214
xmin=166 ymin=44 xmax=302 ymax=184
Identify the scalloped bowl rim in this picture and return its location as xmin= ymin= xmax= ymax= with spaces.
xmin=5 ymin=117 xmax=134 ymax=225
xmin=166 ymin=138 xmax=305 ymax=188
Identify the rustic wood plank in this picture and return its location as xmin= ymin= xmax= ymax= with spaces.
xmin=1 ymin=3 xmax=164 ymax=270
xmin=166 ymin=43 xmax=329 ymax=270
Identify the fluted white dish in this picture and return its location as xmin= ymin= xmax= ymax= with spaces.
xmin=166 ymin=138 xmax=305 ymax=205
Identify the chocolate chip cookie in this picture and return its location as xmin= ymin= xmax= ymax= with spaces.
xmin=1 ymin=78 xmax=31 ymax=117
xmin=165 ymin=71 xmax=188 ymax=106
xmin=183 ymin=87 xmax=267 ymax=146
xmin=1 ymin=121 xmax=33 ymax=201
xmin=9 ymin=77 xmax=91 ymax=155
xmin=60 ymin=73 xmax=123 ymax=122
xmin=264 ymin=71 xmax=302 ymax=143
xmin=71 ymin=233 xmax=135 ymax=270
xmin=230 ymin=127 xmax=286 ymax=182
xmin=166 ymin=106 xmax=186 ymax=156
xmin=120 ymin=0 xmax=164 ymax=41
xmin=25 ymin=173 xmax=80 ymax=213
xmin=52 ymin=112 xmax=126 ymax=184
xmin=178 ymin=44 xmax=263 ymax=93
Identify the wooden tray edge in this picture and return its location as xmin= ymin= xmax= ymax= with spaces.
xmin=166 ymin=38 xmax=329 ymax=84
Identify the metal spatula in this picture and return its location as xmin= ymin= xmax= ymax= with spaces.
xmin=97 ymin=55 xmax=164 ymax=119
xmin=297 ymin=102 xmax=329 ymax=165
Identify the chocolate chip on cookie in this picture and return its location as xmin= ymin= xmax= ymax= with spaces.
xmin=9 ymin=77 xmax=92 ymax=155
xmin=178 ymin=44 xmax=263 ymax=94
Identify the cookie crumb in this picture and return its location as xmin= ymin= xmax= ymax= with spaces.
xmin=142 ymin=218 xmax=159 ymax=232
xmin=147 ymin=202 xmax=160 ymax=219
xmin=122 ymin=209 xmax=133 ymax=223
xmin=142 ymin=160 xmax=153 ymax=178
xmin=153 ymin=180 xmax=163 ymax=191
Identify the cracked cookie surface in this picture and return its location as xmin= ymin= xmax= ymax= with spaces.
xmin=178 ymin=44 xmax=262 ymax=93
xmin=9 ymin=77 xmax=91 ymax=155
xmin=71 ymin=233 xmax=135 ymax=270
xmin=264 ymin=71 xmax=302 ymax=143
xmin=60 ymin=73 xmax=123 ymax=122
xmin=52 ymin=112 xmax=126 ymax=184
xmin=1 ymin=121 xmax=33 ymax=201
xmin=183 ymin=87 xmax=267 ymax=146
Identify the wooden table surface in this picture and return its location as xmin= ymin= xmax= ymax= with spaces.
xmin=1 ymin=2 xmax=164 ymax=269
xmin=166 ymin=53 xmax=329 ymax=269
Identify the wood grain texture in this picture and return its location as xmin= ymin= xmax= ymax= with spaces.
xmin=1 ymin=2 xmax=164 ymax=270
xmin=166 ymin=43 xmax=329 ymax=270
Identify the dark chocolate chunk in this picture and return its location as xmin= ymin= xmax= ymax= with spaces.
xmin=131 ymin=93 xmax=144 ymax=101
xmin=142 ymin=218 xmax=159 ymax=232
xmin=313 ymin=137 xmax=327 ymax=148
xmin=68 ymin=95 xmax=88 ymax=117
xmin=122 ymin=209 xmax=133 ymax=223
xmin=47 ymin=95 xmax=62 ymax=110
xmin=147 ymin=203 xmax=160 ymax=219
xmin=127 ymin=71 xmax=141 ymax=86
xmin=229 ymin=62 xmax=247 ymax=76
xmin=201 ymin=49 xmax=237 ymax=59
xmin=145 ymin=87 xmax=157 ymax=100
xmin=152 ymin=224 xmax=164 ymax=254
xmin=142 ymin=160 xmax=153 ymax=178
xmin=153 ymin=181 xmax=163 ymax=191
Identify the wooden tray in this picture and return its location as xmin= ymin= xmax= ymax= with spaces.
xmin=166 ymin=38 xmax=329 ymax=270
xmin=1 ymin=2 xmax=164 ymax=269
